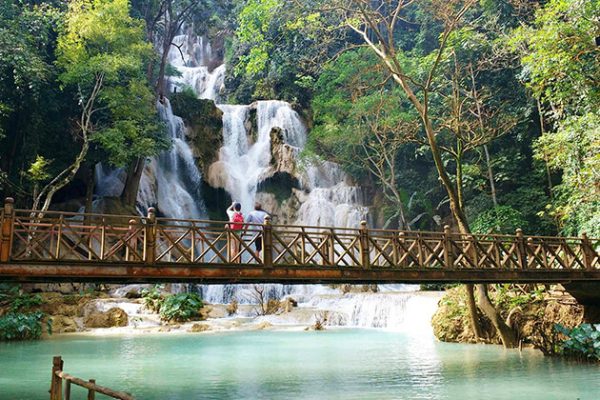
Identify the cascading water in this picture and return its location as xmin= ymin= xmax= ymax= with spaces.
xmin=125 ymin=28 xmax=421 ymax=329
xmin=167 ymin=31 xmax=225 ymax=101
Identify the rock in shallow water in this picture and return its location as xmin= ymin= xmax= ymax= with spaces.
xmin=84 ymin=307 xmax=128 ymax=328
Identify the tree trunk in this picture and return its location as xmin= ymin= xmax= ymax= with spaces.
xmin=483 ymin=144 xmax=498 ymax=207
xmin=466 ymin=283 xmax=482 ymax=339
xmin=537 ymin=100 xmax=554 ymax=199
xmin=156 ymin=43 xmax=170 ymax=99
xmin=477 ymin=284 xmax=518 ymax=348
xmin=121 ymin=157 xmax=145 ymax=208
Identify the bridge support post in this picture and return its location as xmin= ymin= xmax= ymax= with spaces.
xmin=263 ymin=216 xmax=273 ymax=268
xmin=125 ymin=219 xmax=138 ymax=262
xmin=581 ymin=232 xmax=596 ymax=270
xmin=50 ymin=355 xmax=63 ymax=400
xmin=443 ymin=225 xmax=454 ymax=268
xmin=0 ymin=197 xmax=15 ymax=262
xmin=359 ymin=221 xmax=370 ymax=268
xmin=144 ymin=208 xmax=156 ymax=264
xmin=516 ymin=229 xmax=527 ymax=269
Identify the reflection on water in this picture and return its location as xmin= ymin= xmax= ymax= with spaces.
xmin=0 ymin=330 xmax=598 ymax=400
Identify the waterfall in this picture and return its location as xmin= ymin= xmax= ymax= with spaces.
xmin=167 ymin=33 xmax=225 ymax=101
xmin=146 ymin=99 xmax=205 ymax=219
xmin=308 ymin=291 xmax=440 ymax=332
xmin=127 ymin=30 xmax=422 ymax=331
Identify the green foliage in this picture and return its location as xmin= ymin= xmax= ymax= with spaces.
xmin=56 ymin=0 xmax=167 ymax=167
xmin=494 ymin=284 xmax=545 ymax=310
xmin=236 ymin=0 xmax=281 ymax=76
xmin=509 ymin=0 xmax=599 ymax=236
xmin=159 ymin=292 xmax=203 ymax=323
xmin=229 ymin=0 xmax=340 ymax=107
xmin=471 ymin=205 xmax=528 ymax=234
xmin=141 ymin=287 xmax=204 ymax=323
xmin=420 ymin=283 xmax=459 ymax=291
xmin=26 ymin=155 xmax=52 ymax=183
xmin=509 ymin=0 xmax=599 ymax=117
xmin=0 ymin=284 xmax=49 ymax=341
xmin=535 ymin=112 xmax=600 ymax=236
xmin=140 ymin=285 xmax=165 ymax=313
xmin=0 ymin=312 xmax=47 ymax=341
xmin=555 ymin=323 xmax=600 ymax=361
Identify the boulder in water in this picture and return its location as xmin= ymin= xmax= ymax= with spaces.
xmin=84 ymin=307 xmax=128 ymax=328
xmin=189 ymin=323 xmax=211 ymax=333
xmin=50 ymin=316 xmax=79 ymax=333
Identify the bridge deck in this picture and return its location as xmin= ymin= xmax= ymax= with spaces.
xmin=1 ymin=198 xmax=599 ymax=283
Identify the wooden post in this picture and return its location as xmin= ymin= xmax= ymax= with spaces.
xmin=328 ymin=229 xmax=335 ymax=266
xmin=87 ymin=379 xmax=96 ymax=400
xmin=50 ymin=356 xmax=63 ymax=400
xmin=398 ymin=232 xmax=406 ymax=267
xmin=65 ymin=381 xmax=71 ymax=400
xmin=516 ymin=229 xmax=527 ymax=269
xmin=359 ymin=221 xmax=370 ymax=268
xmin=443 ymin=225 xmax=454 ymax=268
xmin=262 ymin=215 xmax=273 ymax=268
xmin=56 ymin=214 xmax=64 ymax=260
xmin=125 ymin=219 xmax=137 ymax=262
xmin=144 ymin=208 xmax=156 ymax=264
xmin=581 ymin=232 xmax=596 ymax=270
xmin=0 ymin=197 xmax=15 ymax=262
xmin=527 ymin=237 xmax=535 ymax=269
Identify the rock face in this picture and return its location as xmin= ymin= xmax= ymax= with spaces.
xmin=84 ymin=307 xmax=128 ymax=328
xmin=268 ymin=127 xmax=298 ymax=177
xmin=51 ymin=316 xmax=79 ymax=334
xmin=170 ymin=93 xmax=223 ymax=175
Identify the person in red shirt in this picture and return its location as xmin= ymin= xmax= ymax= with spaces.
xmin=226 ymin=202 xmax=244 ymax=262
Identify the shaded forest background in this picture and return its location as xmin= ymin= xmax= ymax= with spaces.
xmin=0 ymin=0 xmax=598 ymax=237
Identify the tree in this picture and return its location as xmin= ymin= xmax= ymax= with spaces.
xmin=229 ymin=0 xmax=346 ymax=107
xmin=320 ymin=0 xmax=518 ymax=347
xmin=32 ymin=0 xmax=167 ymax=213
xmin=311 ymin=49 xmax=423 ymax=230
xmin=509 ymin=0 xmax=600 ymax=237
xmin=0 ymin=1 xmax=69 ymax=203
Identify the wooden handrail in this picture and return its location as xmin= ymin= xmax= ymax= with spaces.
xmin=2 ymin=197 xmax=599 ymax=283
xmin=50 ymin=356 xmax=134 ymax=400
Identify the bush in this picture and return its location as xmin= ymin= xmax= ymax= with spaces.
xmin=0 ymin=312 xmax=49 ymax=341
xmin=159 ymin=293 xmax=203 ymax=323
xmin=0 ymin=284 xmax=49 ymax=341
xmin=141 ymin=286 xmax=165 ymax=313
xmin=555 ymin=323 xmax=600 ymax=361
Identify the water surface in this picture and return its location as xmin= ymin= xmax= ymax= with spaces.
xmin=0 ymin=330 xmax=598 ymax=399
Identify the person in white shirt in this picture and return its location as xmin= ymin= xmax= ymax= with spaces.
xmin=245 ymin=202 xmax=270 ymax=259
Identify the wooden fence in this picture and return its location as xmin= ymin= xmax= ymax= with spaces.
xmin=1 ymin=198 xmax=599 ymax=283
xmin=50 ymin=356 xmax=134 ymax=400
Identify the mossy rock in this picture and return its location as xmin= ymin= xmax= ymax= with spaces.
xmin=50 ymin=315 xmax=79 ymax=334
xmin=189 ymin=323 xmax=211 ymax=333
xmin=84 ymin=307 xmax=128 ymax=328
xmin=170 ymin=93 xmax=223 ymax=174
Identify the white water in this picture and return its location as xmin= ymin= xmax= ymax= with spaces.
xmin=167 ymin=32 xmax=225 ymax=101
xmin=136 ymin=98 xmax=205 ymax=218
xmin=94 ymin=30 xmax=415 ymax=330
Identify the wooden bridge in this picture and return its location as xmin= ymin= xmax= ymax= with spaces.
xmin=0 ymin=198 xmax=599 ymax=284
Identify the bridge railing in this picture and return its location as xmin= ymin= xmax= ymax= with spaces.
xmin=1 ymin=198 xmax=598 ymax=271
